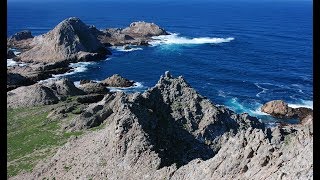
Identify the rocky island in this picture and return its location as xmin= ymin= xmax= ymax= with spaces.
xmin=7 ymin=17 xmax=313 ymax=179
xmin=7 ymin=17 xmax=169 ymax=91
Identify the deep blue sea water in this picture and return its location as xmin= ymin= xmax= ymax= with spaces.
xmin=8 ymin=1 xmax=313 ymax=124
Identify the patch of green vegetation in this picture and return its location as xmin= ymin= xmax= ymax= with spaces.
xmin=284 ymin=135 xmax=291 ymax=145
xmin=63 ymin=165 xmax=71 ymax=172
xmin=7 ymin=104 xmax=84 ymax=178
xmin=71 ymin=106 xmax=83 ymax=114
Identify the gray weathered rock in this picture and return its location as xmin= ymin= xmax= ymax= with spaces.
xmin=121 ymin=21 xmax=169 ymax=37
xmin=78 ymin=82 xmax=109 ymax=94
xmin=44 ymin=78 xmax=85 ymax=99
xmin=10 ymin=73 xmax=312 ymax=180
xmin=101 ymin=74 xmax=135 ymax=87
xmin=7 ymin=84 xmax=59 ymax=108
xmin=17 ymin=17 xmax=111 ymax=63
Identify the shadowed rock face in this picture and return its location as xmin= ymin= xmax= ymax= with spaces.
xmin=7 ymin=49 xmax=16 ymax=59
xmin=10 ymin=30 xmax=33 ymax=41
xmin=17 ymin=17 xmax=111 ymax=63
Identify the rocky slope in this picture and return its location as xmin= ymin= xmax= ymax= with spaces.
xmin=17 ymin=17 xmax=110 ymax=63
xmin=10 ymin=72 xmax=312 ymax=180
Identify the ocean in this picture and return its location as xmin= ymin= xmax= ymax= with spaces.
xmin=7 ymin=0 xmax=313 ymax=124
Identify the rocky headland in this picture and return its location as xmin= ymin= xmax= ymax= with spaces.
xmin=7 ymin=72 xmax=313 ymax=180
xmin=7 ymin=17 xmax=169 ymax=91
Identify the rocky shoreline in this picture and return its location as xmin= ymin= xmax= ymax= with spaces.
xmin=7 ymin=17 xmax=313 ymax=179
xmin=7 ymin=72 xmax=313 ymax=179
xmin=7 ymin=17 xmax=169 ymax=91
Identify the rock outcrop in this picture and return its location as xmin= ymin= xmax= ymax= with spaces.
xmin=101 ymin=74 xmax=135 ymax=87
xmin=121 ymin=21 xmax=169 ymax=37
xmin=17 ymin=17 xmax=111 ymax=63
xmin=10 ymin=30 xmax=33 ymax=41
xmin=77 ymin=82 xmax=109 ymax=94
xmin=7 ymin=72 xmax=35 ymax=91
xmin=7 ymin=84 xmax=59 ymax=108
xmin=7 ymin=30 xmax=34 ymax=51
xmin=7 ymin=49 xmax=16 ymax=59
xmin=7 ymin=62 xmax=72 ymax=91
xmin=7 ymin=79 xmax=85 ymax=108
xmin=261 ymin=100 xmax=313 ymax=123
xmin=97 ymin=21 xmax=169 ymax=46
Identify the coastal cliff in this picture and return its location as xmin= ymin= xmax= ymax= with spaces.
xmin=8 ymin=72 xmax=313 ymax=180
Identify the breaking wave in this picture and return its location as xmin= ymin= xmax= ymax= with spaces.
xmin=149 ymin=33 xmax=234 ymax=46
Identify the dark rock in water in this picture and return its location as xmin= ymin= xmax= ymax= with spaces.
xmin=101 ymin=74 xmax=134 ymax=87
xmin=7 ymin=84 xmax=59 ymax=108
xmin=78 ymin=82 xmax=109 ymax=94
xmin=7 ymin=72 xmax=35 ymax=91
xmin=7 ymin=49 xmax=16 ymax=59
xmin=261 ymin=100 xmax=296 ymax=119
xmin=76 ymin=94 xmax=104 ymax=104
xmin=123 ymin=45 xmax=131 ymax=50
xmin=18 ymin=17 xmax=111 ymax=63
xmin=261 ymin=100 xmax=313 ymax=123
xmin=79 ymin=79 xmax=95 ymax=85
xmin=7 ymin=62 xmax=72 ymax=91
xmin=10 ymin=30 xmax=33 ymax=41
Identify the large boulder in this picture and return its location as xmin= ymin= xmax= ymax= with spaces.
xmin=101 ymin=74 xmax=134 ymax=87
xmin=18 ymin=17 xmax=111 ymax=63
xmin=78 ymin=82 xmax=109 ymax=94
xmin=7 ymin=84 xmax=59 ymax=108
xmin=121 ymin=21 xmax=169 ymax=37
xmin=261 ymin=100 xmax=295 ymax=118
xmin=261 ymin=100 xmax=313 ymax=123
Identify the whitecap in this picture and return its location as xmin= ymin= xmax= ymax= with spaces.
xmin=7 ymin=59 xmax=27 ymax=67
xmin=149 ymin=33 xmax=234 ymax=46
xmin=254 ymin=83 xmax=268 ymax=97
xmin=111 ymin=46 xmax=143 ymax=52
xmin=108 ymin=82 xmax=146 ymax=93
xmin=288 ymin=100 xmax=313 ymax=109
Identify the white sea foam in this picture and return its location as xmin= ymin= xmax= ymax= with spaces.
xmin=108 ymin=82 xmax=146 ymax=92
xmin=288 ymin=100 xmax=313 ymax=109
xmin=7 ymin=59 xmax=27 ymax=67
xmin=149 ymin=33 xmax=234 ymax=46
xmin=111 ymin=46 xmax=143 ymax=52
xmin=254 ymin=83 xmax=268 ymax=97
xmin=38 ymin=62 xmax=94 ymax=83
